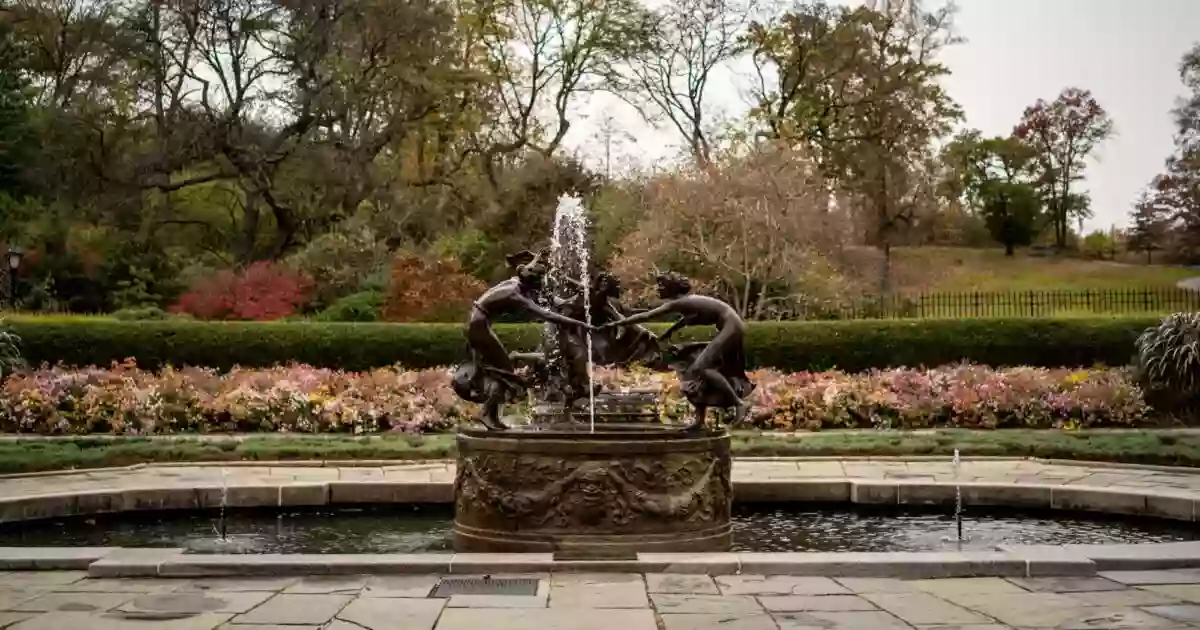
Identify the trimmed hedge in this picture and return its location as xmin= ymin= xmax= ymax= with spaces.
xmin=3 ymin=316 xmax=1159 ymax=372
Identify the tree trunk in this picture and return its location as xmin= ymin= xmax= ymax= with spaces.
xmin=1058 ymin=178 xmax=1072 ymax=249
xmin=879 ymin=242 xmax=892 ymax=296
xmin=1004 ymin=241 xmax=1015 ymax=256
xmin=234 ymin=192 xmax=262 ymax=264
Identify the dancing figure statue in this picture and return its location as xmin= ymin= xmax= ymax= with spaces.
xmin=601 ymin=272 xmax=754 ymax=431
xmin=513 ymin=271 xmax=662 ymax=416
xmin=452 ymin=249 xmax=593 ymax=430
xmin=562 ymin=272 xmax=661 ymax=367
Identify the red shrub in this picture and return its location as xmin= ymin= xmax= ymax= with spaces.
xmin=382 ymin=255 xmax=486 ymax=322
xmin=172 ymin=262 xmax=312 ymax=321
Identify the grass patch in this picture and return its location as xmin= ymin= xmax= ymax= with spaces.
xmin=2 ymin=430 xmax=1199 ymax=474
xmin=890 ymin=247 xmax=1196 ymax=294
xmin=731 ymin=430 xmax=1196 ymax=466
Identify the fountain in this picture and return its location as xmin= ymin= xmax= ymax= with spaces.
xmin=449 ymin=193 xmax=746 ymax=556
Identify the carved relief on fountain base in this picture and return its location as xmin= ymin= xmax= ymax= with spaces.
xmin=453 ymin=428 xmax=733 ymax=554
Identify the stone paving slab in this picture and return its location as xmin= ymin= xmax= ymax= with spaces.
xmin=3 ymin=573 xmax=1200 ymax=628
xmin=117 ymin=590 xmax=275 ymax=614
xmin=774 ymin=610 xmax=913 ymax=630
xmin=337 ymin=597 xmax=445 ymax=629
xmin=230 ymin=593 xmax=353 ymax=625
xmin=548 ymin=573 xmax=647 ymax=608
xmin=434 ymin=608 xmax=657 ymax=630
xmin=660 ymin=612 xmax=779 ymax=629
xmin=756 ymin=594 xmax=875 ymax=612
xmin=646 ymin=574 xmax=719 ymax=594
xmin=716 ymin=575 xmax=850 ymax=596
xmin=9 ymin=612 xmax=234 ymax=630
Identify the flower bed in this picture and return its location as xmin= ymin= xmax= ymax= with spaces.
xmin=0 ymin=361 xmax=1156 ymax=435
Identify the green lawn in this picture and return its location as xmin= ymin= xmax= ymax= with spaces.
xmin=2 ymin=430 xmax=1198 ymax=474
xmin=890 ymin=247 xmax=1197 ymax=294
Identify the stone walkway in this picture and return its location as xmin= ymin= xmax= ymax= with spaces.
xmin=2 ymin=571 xmax=1200 ymax=629
xmin=4 ymin=458 xmax=1200 ymax=498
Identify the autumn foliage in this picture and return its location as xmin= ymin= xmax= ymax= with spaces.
xmin=171 ymin=262 xmax=313 ymax=321
xmin=612 ymin=144 xmax=860 ymax=319
xmin=382 ymin=255 xmax=487 ymax=322
xmin=1013 ymin=87 xmax=1114 ymax=249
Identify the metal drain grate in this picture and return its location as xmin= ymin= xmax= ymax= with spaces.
xmin=430 ymin=577 xmax=540 ymax=597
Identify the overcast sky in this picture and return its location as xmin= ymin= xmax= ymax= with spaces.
xmin=567 ymin=0 xmax=1199 ymax=232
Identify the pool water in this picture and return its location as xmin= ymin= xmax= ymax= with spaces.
xmin=0 ymin=504 xmax=1192 ymax=554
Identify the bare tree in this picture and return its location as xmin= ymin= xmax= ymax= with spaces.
xmin=590 ymin=107 xmax=636 ymax=178
xmin=465 ymin=0 xmax=653 ymax=185
xmin=8 ymin=0 xmax=126 ymax=109
xmin=127 ymin=0 xmax=459 ymax=260
xmin=612 ymin=143 xmax=856 ymax=319
xmin=617 ymin=0 xmax=756 ymax=167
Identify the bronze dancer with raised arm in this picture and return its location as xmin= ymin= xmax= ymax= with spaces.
xmin=601 ymin=272 xmax=754 ymax=430
xmin=452 ymin=249 xmax=593 ymax=430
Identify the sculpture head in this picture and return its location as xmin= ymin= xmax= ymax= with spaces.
xmin=506 ymin=249 xmax=551 ymax=290
xmin=593 ymin=271 xmax=621 ymax=299
xmin=655 ymin=271 xmax=692 ymax=299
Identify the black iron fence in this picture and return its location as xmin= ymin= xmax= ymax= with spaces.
xmin=777 ymin=287 xmax=1200 ymax=320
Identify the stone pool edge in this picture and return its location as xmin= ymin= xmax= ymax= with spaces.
xmin=3 ymin=480 xmax=1196 ymax=524
xmin=1 ymin=542 xmax=1200 ymax=579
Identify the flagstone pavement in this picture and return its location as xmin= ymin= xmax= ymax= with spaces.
xmin=1 ymin=570 xmax=1200 ymax=629
xmin=3 ymin=458 xmax=1200 ymax=498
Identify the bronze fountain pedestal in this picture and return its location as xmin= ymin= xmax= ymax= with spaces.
xmin=453 ymin=425 xmax=732 ymax=555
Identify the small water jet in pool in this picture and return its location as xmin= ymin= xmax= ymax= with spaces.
xmin=941 ymin=447 xmax=968 ymax=547
xmin=955 ymin=448 xmax=965 ymax=544
xmin=213 ymin=467 xmax=228 ymax=543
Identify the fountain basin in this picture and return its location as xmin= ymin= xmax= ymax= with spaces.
xmin=453 ymin=426 xmax=731 ymax=555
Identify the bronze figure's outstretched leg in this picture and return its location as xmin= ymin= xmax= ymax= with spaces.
xmin=465 ymin=309 xmax=522 ymax=431
xmin=479 ymin=378 xmax=510 ymax=430
xmin=686 ymin=324 xmax=747 ymax=411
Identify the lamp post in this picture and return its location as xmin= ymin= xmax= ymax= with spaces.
xmin=7 ymin=247 xmax=23 ymax=309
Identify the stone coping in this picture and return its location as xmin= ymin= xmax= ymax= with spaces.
xmin=3 ymin=542 xmax=1200 ymax=579
xmin=1 ymin=479 xmax=1198 ymax=523
xmin=6 ymin=455 xmax=1200 ymax=479
xmin=1 ymin=458 xmax=1200 ymax=524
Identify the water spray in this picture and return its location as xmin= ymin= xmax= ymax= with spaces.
xmin=217 ymin=467 xmax=229 ymax=542
xmin=549 ymin=193 xmax=596 ymax=432
xmin=953 ymin=448 xmax=963 ymax=545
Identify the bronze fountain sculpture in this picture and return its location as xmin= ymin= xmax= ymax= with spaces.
xmin=451 ymin=248 xmax=593 ymax=430
xmin=602 ymin=271 xmax=755 ymax=431
xmin=450 ymin=194 xmax=751 ymax=555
